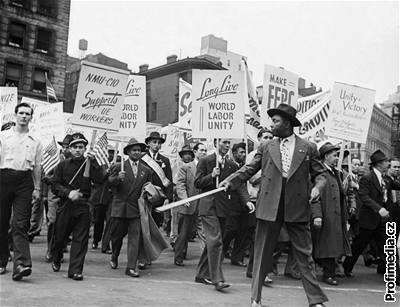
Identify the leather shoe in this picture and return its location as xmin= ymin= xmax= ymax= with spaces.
xmin=52 ymin=262 xmax=61 ymax=272
xmin=322 ymin=276 xmax=338 ymax=286
xmin=45 ymin=251 xmax=53 ymax=263
xmin=309 ymin=304 xmax=326 ymax=307
xmin=110 ymin=255 xmax=118 ymax=270
xmin=195 ymin=276 xmax=213 ymax=285
xmin=102 ymin=249 xmax=112 ymax=255
xmin=174 ymin=260 xmax=184 ymax=267
xmin=251 ymin=300 xmax=262 ymax=307
xmin=138 ymin=262 xmax=146 ymax=270
xmin=215 ymin=281 xmax=230 ymax=291
xmin=343 ymin=266 xmax=353 ymax=277
xmin=246 ymin=272 xmax=252 ymax=278
xmin=125 ymin=268 xmax=139 ymax=277
xmin=263 ymin=275 xmax=273 ymax=287
xmin=92 ymin=242 xmax=98 ymax=249
xmin=231 ymin=261 xmax=247 ymax=267
xmin=68 ymin=273 xmax=83 ymax=281
xmin=12 ymin=265 xmax=31 ymax=281
xmin=0 ymin=266 xmax=6 ymax=275
xmin=284 ymin=272 xmax=301 ymax=280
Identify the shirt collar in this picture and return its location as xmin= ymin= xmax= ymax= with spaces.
xmin=373 ymin=167 xmax=383 ymax=183
xmin=281 ymin=133 xmax=295 ymax=143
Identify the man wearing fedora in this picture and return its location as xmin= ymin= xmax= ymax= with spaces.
xmin=174 ymin=144 xmax=200 ymax=266
xmin=220 ymin=103 xmax=328 ymax=307
xmin=343 ymin=150 xmax=400 ymax=281
xmin=142 ymin=131 xmax=173 ymax=230
xmin=51 ymin=133 xmax=106 ymax=281
xmin=108 ymin=138 xmax=153 ymax=278
xmin=311 ymin=142 xmax=353 ymax=286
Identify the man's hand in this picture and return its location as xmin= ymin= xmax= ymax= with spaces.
xmin=184 ymin=202 xmax=191 ymax=208
xmin=219 ymin=180 xmax=231 ymax=192
xmin=163 ymin=199 xmax=169 ymax=206
xmin=378 ymin=207 xmax=389 ymax=218
xmin=212 ymin=167 xmax=220 ymax=178
xmin=68 ymin=189 xmax=83 ymax=202
xmin=32 ymin=189 xmax=40 ymax=202
xmin=313 ymin=217 xmax=322 ymax=228
xmin=310 ymin=187 xmax=320 ymax=201
xmin=118 ymin=171 xmax=126 ymax=181
xmin=87 ymin=151 xmax=95 ymax=160
xmin=246 ymin=202 xmax=255 ymax=214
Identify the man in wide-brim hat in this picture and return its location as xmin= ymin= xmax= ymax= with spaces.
xmin=178 ymin=145 xmax=194 ymax=162
xmin=220 ymin=103 xmax=328 ymax=306
xmin=124 ymin=138 xmax=147 ymax=155
xmin=145 ymin=131 xmax=165 ymax=145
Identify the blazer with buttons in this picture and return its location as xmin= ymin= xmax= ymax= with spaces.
xmin=226 ymin=136 xmax=326 ymax=223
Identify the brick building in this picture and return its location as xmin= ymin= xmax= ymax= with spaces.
xmin=0 ymin=0 xmax=71 ymax=102
xmin=138 ymin=55 xmax=224 ymax=125
xmin=64 ymin=52 xmax=130 ymax=113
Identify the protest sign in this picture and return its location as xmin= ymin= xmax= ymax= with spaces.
xmin=261 ymin=65 xmax=298 ymax=127
xmin=296 ymin=91 xmax=339 ymax=146
xmin=71 ymin=61 xmax=129 ymax=132
xmin=243 ymin=60 xmax=262 ymax=142
xmin=325 ymin=82 xmax=375 ymax=144
xmin=178 ymin=78 xmax=192 ymax=129
xmin=0 ymin=87 xmax=18 ymax=126
xmin=109 ymin=75 xmax=146 ymax=141
xmin=160 ymin=124 xmax=185 ymax=160
xmin=146 ymin=122 xmax=162 ymax=137
xmin=34 ymin=102 xmax=65 ymax=145
xmin=191 ymin=70 xmax=246 ymax=139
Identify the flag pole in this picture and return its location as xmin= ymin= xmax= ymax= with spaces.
xmin=45 ymin=72 xmax=49 ymax=103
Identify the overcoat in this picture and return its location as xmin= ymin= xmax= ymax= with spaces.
xmin=175 ymin=161 xmax=200 ymax=215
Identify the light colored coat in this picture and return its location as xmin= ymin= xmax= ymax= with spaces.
xmin=175 ymin=161 xmax=200 ymax=215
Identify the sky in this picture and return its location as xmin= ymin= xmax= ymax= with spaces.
xmin=67 ymin=0 xmax=399 ymax=103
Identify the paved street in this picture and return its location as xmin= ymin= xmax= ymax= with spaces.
xmin=0 ymin=229 xmax=393 ymax=307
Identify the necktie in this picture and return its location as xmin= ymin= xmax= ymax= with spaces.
xmin=280 ymin=138 xmax=290 ymax=177
xmin=132 ymin=161 xmax=138 ymax=177
xmin=220 ymin=156 xmax=225 ymax=169
xmin=381 ymin=178 xmax=387 ymax=203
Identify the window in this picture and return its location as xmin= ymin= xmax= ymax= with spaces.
xmin=5 ymin=62 xmax=23 ymax=88
xmin=32 ymin=68 xmax=48 ymax=94
xmin=36 ymin=28 xmax=52 ymax=54
xmin=37 ymin=0 xmax=56 ymax=16
xmin=151 ymin=102 xmax=157 ymax=121
xmin=8 ymin=22 xmax=26 ymax=48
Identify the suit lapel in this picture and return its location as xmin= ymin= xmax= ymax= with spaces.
xmin=125 ymin=160 xmax=134 ymax=183
xmin=269 ymin=139 xmax=282 ymax=173
xmin=128 ymin=162 xmax=146 ymax=196
xmin=371 ymin=170 xmax=383 ymax=195
xmin=287 ymin=136 xmax=308 ymax=180
xmin=188 ymin=161 xmax=196 ymax=179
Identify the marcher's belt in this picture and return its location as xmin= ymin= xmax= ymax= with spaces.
xmin=0 ymin=168 xmax=31 ymax=175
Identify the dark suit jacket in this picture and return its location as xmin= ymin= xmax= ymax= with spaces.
xmin=226 ymin=136 xmax=326 ymax=223
xmin=142 ymin=151 xmax=173 ymax=202
xmin=176 ymin=161 xmax=200 ymax=215
xmin=358 ymin=170 xmax=400 ymax=230
xmin=108 ymin=160 xmax=153 ymax=218
xmin=194 ymin=153 xmax=249 ymax=218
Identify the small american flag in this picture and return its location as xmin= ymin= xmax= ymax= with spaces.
xmin=45 ymin=72 xmax=58 ymax=102
xmin=93 ymin=132 xmax=110 ymax=166
xmin=41 ymin=136 xmax=60 ymax=175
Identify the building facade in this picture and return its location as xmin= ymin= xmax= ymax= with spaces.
xmin=0 ymin=0 xmax=71 ymax=102
xmin=139 ymin=56 xmax=224 ymax=125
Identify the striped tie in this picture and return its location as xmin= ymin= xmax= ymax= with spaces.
xmin=280 ymin=138 xmax=290 ymax=177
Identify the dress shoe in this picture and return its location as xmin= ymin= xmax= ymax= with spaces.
xmin=0 ymin=267 xmax=6 ymax=275
xmin=251 ymin=300 xmax=262 ymax=307
xmin=125 ymin=268 xmax=139 ymax=278
xmin=322 ymin=276 xmax=338 ymax=286
xmin=224 ymin=252 xmax=231 ymax=259
xmin=102 ymin=249 xmax=112 ymax=255
xmin=284 ymin=271 xmax=301 ymax=280
xmin=138 ymin=262 xmax=146 ymax=270
xmin=68 ymin=273 xmax=83 ymax=281
xmin=45 ymin=251 xmax=53 ymax=263
xmin=12 ymin=265 xmax=31 ymax=281
xmin=194 ymin=276 xmax=213 ymax=285
xmin=342 ymin=265 xmax=353 ymax=277
xmin=231 ymin=261 xmax=247 ymax=267
xmin=8 ymin=255 xmax=12 ymax=262
xmin=309 ymin=304 xmax=326 ymax=307
xmin=52 ymin=262 xmax=61 ymax=272
xmin=215 ymin=281 xmax=230 ymax=291
xmin=271 ymin=263 xmax=278 ymax=275
xmin=174 ymin=260 xmax=184 ymax=267
xmin=110 ymin=255 xmax=118 ymax=270
xmin=246 ymin=272 xmax=252 ymax=278
xmin=263 ymin=275 xmax=273 ymax=287
xmin=92 ymin=242 xmax=98 ymax=249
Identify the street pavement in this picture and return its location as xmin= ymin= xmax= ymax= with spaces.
xmin=0 ymin=229 xmax=394 ymax=307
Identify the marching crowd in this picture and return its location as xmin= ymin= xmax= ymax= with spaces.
xmin=0 ymin=102 xmax=399 ymax=307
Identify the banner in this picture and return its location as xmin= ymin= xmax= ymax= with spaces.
xmin=0 ymin=87 xmax=18 ymax=126
xmin=261 ymin=65 xmax=298 ymax=127
xmin=295 ymin=91 xmax=340 ymax=146
xmin=71 ymin=61 xmax=129 ymax=132
xmin=160 ymin=124 xmax=185 ymax=160
xmin=178 ymin=78 xmax=192 ymax=129
xmin=110 ymin=75 xmax=146 ymax=141
xmin=34 ymin=102 xmax=65 ymax=145
xmin=243 ymin=60 xmax=262 ymax=142
xmin=191 ymin=70 xmax=246 ymax=139
xmin=325 ymin=82 xmax=375 ymax=144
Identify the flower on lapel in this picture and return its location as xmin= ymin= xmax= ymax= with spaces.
xmin=161 ymin=162 xmax=166 ymax=169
